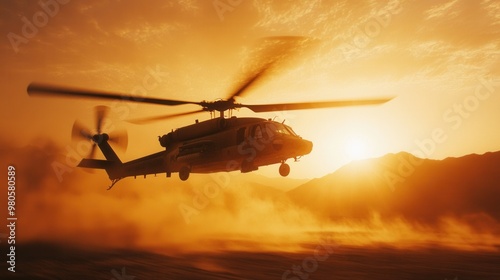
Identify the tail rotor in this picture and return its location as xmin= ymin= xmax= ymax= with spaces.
xmin=71 ymin=106 xmax=127 ymax=159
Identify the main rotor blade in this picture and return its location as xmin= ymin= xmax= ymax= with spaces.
xmin=127 ymin=109 xmax=205 ymax=124
xmin=227 ymin=36 xmax=314 ymax=100
xmin=241 ymin=98 xmax=393 ymax=113
xmin=28 ymin=83 xmax=201 ymax=107
xmin=227 ymin=59 xmax=276 ymax=100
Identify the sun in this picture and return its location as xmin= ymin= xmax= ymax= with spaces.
xmin=345 ymin=137 xmax=368 ymax=161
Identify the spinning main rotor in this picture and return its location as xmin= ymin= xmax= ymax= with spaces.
xmin=27 ymin=37 xmax=392 ymax=124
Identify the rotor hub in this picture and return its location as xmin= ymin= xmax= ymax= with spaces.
xmin=92 ymin=133 xmax=109 ymax=144
xmin=201 ymin=99 xmax=239 ymax=112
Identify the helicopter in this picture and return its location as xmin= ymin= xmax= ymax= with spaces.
xmin=27 ymin=39 xmax=392 ymax=189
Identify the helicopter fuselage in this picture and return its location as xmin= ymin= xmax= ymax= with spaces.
xmin=84 ymin=117 xmax=312 ymax=183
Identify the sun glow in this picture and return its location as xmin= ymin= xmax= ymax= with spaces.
xmin=345 ymin=136 xmax=369 ymax=161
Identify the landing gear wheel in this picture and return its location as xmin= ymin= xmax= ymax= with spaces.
xmin=179 ymin=166 xmax=190 ymax=181
xmin=279 ymin=163 xmax=290 ymax=177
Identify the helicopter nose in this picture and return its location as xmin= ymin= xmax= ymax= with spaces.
xmin=300 ymin=139 xmax=313 ymax=155
xmin=272 ymin=137 xmax=313 ymax=155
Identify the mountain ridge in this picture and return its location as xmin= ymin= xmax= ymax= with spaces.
xmin=287 ymin=150 xmax=500 ymax=226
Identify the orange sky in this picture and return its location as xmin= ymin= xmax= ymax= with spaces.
xmin=1 ymin=1 xmax=500 ymax=256
xmin=1 ymin=0 xmax=499 ymax=178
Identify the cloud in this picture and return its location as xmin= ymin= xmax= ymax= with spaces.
xmin=114 ymin=22 xmax=186 ymax=45
xmin=482 ymin=0 xmax=500 ymax=25
xmin=425 ymin=0 xmax=459 ymax=20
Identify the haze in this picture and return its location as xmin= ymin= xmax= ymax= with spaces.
xmin=1 ymin=1 xmax=499 ymax=279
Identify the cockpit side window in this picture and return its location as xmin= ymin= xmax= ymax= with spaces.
xmin=252 ymin=124 xmax=265 ymax=139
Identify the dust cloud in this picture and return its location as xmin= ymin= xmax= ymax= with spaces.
xmin=1 ymin=138 xmax=499 ymax=254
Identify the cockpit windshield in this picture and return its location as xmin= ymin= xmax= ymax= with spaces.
xmin=283 ymin=124 xmax=298 ymax=136
xmin=265 ymin=122 xmax=298 ymax=137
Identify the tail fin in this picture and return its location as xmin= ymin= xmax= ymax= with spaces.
xmin=77 ymin=140 xmax=122 ymax=180
xmin=97 ymin=140 xmax=121 ymax=163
